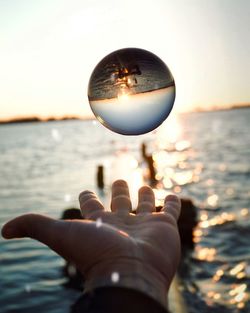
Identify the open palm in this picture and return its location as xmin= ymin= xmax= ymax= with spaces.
xmin=2 ymin=180 xmax=181 ymax=306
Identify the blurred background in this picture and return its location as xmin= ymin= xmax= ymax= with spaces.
xmin=0 ymin=0 xmax=249 ymax=312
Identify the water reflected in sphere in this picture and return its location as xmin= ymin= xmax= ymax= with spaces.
xmin=88 ymin=48 xmax=175 ymax=135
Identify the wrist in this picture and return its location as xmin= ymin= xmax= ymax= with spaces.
xmin=83 ymin=257 xmax=169 ymax=308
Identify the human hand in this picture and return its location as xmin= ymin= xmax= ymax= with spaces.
xmin=1 ymin=180 xmax=181 ymax=307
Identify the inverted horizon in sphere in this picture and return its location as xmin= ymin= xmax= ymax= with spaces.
xmin=90 ymin=86 xmax=175 ymax=135
xmin=88 ymin=47 xmax=175 ymax=135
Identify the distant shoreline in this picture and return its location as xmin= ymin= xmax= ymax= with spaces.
xmin=0 ymin=104 xmax=249 ymax=125
xmin=0 ymin=116 xmax=92 ymax=125
xmin=188 ymin=104 xmax=250 ymax=114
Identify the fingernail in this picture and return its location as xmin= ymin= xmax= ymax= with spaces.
xmin=165 ymin=195 xmax=179 ymax=202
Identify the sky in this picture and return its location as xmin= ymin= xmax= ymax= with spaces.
xmin=0 ymin=0 xmax=249 ymax=120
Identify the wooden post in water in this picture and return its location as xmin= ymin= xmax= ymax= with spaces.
xmin=97 ymin=165 xmax=104 ymax=189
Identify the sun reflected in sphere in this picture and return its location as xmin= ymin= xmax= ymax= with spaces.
xmin=88 ymin=48 xmax=175 ymax=135
xmin=117 ymin=91 xmax=130 ymax=102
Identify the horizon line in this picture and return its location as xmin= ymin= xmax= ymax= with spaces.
xmin=0 ymin=103 xmax=249 ymax=124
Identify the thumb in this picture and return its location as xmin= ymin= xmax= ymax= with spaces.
xmin=1 ymin=214 xmax=71 ymax=259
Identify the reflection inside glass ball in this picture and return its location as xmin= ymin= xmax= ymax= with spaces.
xmin=88 ymin=48 xmax=175 ymax=135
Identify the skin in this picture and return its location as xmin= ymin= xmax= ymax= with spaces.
xmin=1 ymin=179 xmax=181 ymax=308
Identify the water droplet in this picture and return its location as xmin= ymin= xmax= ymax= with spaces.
xmin=67 ymin=263 xmax=77 ymax=277
xmin=88 ymin=48 xmax=175 ymax=135
xmin=111 ymin=272 xmax=120 ymax=283
xmin=96 ymin=218 xmax=102 ymax=228
xmin=245 ymin=264 xmax=250 ymax=276
xmin=25 ymin=284 xmax=31 ymax=293
xmin=64 ymin=194 xmax=71 ymax=202
xmin=51 ymin=128 xmax=61 ymax=142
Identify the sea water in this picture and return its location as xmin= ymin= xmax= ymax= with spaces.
xmin=0 ymin=109 xmax=249 ymax=312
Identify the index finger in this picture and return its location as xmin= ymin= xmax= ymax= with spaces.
xmin=79 ymin=190 xmax=104 ymax=219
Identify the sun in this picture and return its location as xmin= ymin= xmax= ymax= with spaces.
xmin=117 ymin=88 xmax=131 ymax=103
xmin=118 ymin=93 xmax=130 ymax=102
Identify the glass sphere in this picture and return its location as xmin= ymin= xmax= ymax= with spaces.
xmin=88 ymin=48 xmax=175 ymax=135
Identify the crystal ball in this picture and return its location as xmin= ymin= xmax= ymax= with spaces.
xmin=88 ymin=48 xmax=175 ymax=135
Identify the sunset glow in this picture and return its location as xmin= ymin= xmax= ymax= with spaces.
xmin=0 ymin=0 xmax=249 ymax=120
